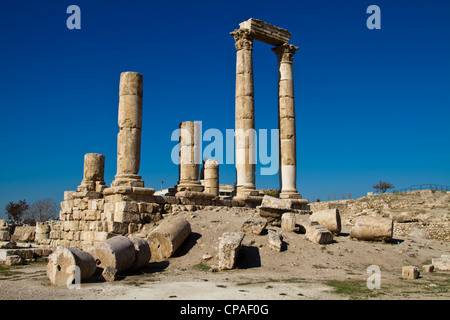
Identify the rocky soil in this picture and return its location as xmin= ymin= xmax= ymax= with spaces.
xmin=0 ymin=190 xmax=448 ymax=300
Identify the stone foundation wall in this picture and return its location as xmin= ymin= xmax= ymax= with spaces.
xmin=51 ymin=187 xmax=257 ymax=250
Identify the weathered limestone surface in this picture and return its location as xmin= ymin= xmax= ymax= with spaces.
xmin=47 ymin=246 xmax=96 ymax=286
xmin=432 ymin=255 xmax=450 ymax=271
xmin=88 ymin=235 xmax=136 ymax=273
xmin=78 ymin=153 xmax=106 ymax=192
xmin=0 ymin=220 xmax=10 ymax=241
xmin=112 ymin=71 xmax=145 ymax=188
xmin=310 ymin=208 xmax=342 ymax=235
xmin=350 ymin=216 xmax=393 ymax=242
xmin=176 ymin=121 xmax=204 ymax=194
xmin=261 ymin=195 xmax=292 ymax=210
xmin=258 ymin=195 xmax=296 ymax=224
xmin=241 ymin=217 xmax=268 ymax=235
xmin=238 ymin=18 xmax=291 ymax=46
xmin=281 ymin=212 xmax=296 ymax=232
xmin=128 ymin=235 xmax=151 ymax=271
xmin=218 ymin=232 xmax=245 ymax=270
xmin=147 ymin=217 xmax=191 ymax=261
xmin=299 ymin=217 xmax=333 ymax=244
xmin=35 ymin=222 xmax=51 ymax=246
xmin=12 ymin=226 xmax=35 ymax=242
xmin=203 ymin=159 xmax=219 ymax=196
xmin=267 ymin=229 xmax=283 ymax=252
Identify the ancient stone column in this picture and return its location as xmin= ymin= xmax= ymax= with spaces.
xmin=203 ymin=159 xmax=219 ymax=196
xmin=147 ymin=217 xmax=191 ymax=261
xmin=112 ymin=71 xmax=144 ymax=187
xmin=47 ymin=247 xmax=97 ymax=286
xmin=88 ymin=235 xmax=136 ymax=273
xmin=231 ymin=28 xmax=258 ymax=197
xmin=272 ymin=43 xmax=301 ymax=199
xmin=78 ymin=153 xmax=106 ymax=192
xmin=177 ymin=121 xmax=204 ymax=193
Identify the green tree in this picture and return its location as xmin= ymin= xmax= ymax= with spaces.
xmin=264 ymin=189 xmax=280 ymax=198
xmin=5 ymin=200 xmax=29 ymax=224
xmin=373 ymin=180 xmax=395 ymax=193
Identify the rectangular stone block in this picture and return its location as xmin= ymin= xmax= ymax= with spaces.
xmin=115 ymin=201 xmax=139 ymax=214
xmin=113 ymin=211 xmax=141 ymax=223
xmin=402 ymin=266 xmax=420 ymax=279
xmin=0 ymin=231 xmax=10 ymax=241
xmin=281 ymin=212 xmax=296 ymax=232
xmin=432 ymin=255 xmax=450 ymax=271
xmin=218 ymin=232 xmax=245 ymax=270
xmin=239 ymin=18 xmax=291 ymax=46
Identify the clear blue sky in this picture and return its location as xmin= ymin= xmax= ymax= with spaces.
xmin=1 ymin=0 xmax=449 ymax=218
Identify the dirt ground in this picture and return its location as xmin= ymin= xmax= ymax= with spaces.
xmin=0 ymin=206 xmax=448 ymax=300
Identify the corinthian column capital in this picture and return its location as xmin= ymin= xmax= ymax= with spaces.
xmin=272 ymin=43 xmax=299 ymax=63
xmin=230 ymin=28 xmax=254 ymax=50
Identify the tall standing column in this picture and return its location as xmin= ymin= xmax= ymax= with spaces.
xmin=112 ymin=71 xmax=145 ymax=188
xmin=176 ymin=121 xmax=204 ymax=193
xmin=272 ymin=44 xmax=302 ymax=199
xmin=231 ymin=28 xmax=258 ymax=197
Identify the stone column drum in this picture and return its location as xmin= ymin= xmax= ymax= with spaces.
xmin=112 ymin=71 xmax=144 ymax=187
xmin=177 ymin=121 xmax=204 ymax=192
xmin=203 ymin=159 xmax=219 ymax=196
xmin=231 ymin=29 xmax=258 ymax=197
xmin=47 ymin=247 xmax=97 ymax=286
xmin=89 ymin=235 xmax=136 ymax=273
xmin=78 ymin=153 xmax=106 ymax=192
xmin=272 ymin=44 xmax=301 ymax=199
xmin=147 ymin=217 xmax=191 ymax=261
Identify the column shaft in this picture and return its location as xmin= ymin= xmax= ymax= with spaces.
xmin=177 ymin=121 xmax=204 ymax=192
xmin=272 ymin=44 xmax=301 ymax=198
xmin=112 ymin=71 xmax=144 ymax=187
xmin=231 ymin=28 xmax=257 ymax=196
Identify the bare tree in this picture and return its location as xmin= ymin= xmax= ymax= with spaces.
xmin=5 ymin=200 xmax=28 ymax=224
xmin=373 ymin=180 xmax=395 ymax=193
xmin=23 ymin=198 xmax=59 ymax=224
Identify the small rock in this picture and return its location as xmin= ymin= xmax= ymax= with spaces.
xmin=202 ymin=254 xmax=213 ymax=261
xmin=423 ymin=264 xmax=434 ymax=273
xmin=402 ymin=266 xmax=420 ymax=280
xmin=101 ymin=266 xmax=118 ymax=282
xmin=5 ymin=255 xmax=22 ymax=266
xmin=268 ymin=230 xmax=283 ymax=252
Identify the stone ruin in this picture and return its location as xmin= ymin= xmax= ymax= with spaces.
xmin=47 ymin=18 xmax=314 ymax=252
xmin=3 ymin=18 xmax=446 ymax=284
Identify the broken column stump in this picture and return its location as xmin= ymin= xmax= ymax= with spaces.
xmin=350 ymin=216 xmax=393 ymax=242
xmin=281 ymin=212 xmax=296 ymax=232
xmin=218 ymin=232 xmax=245 ymax=270
xmin=310 ymin=208 xmax=341 ymax=235
xmin=147 ymin=217 xmax=191 ymax=261
xmin=88 ymin=235 xmax=136 ymax=273
xmin=47 ymin=246 xmax=97 ymax=286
